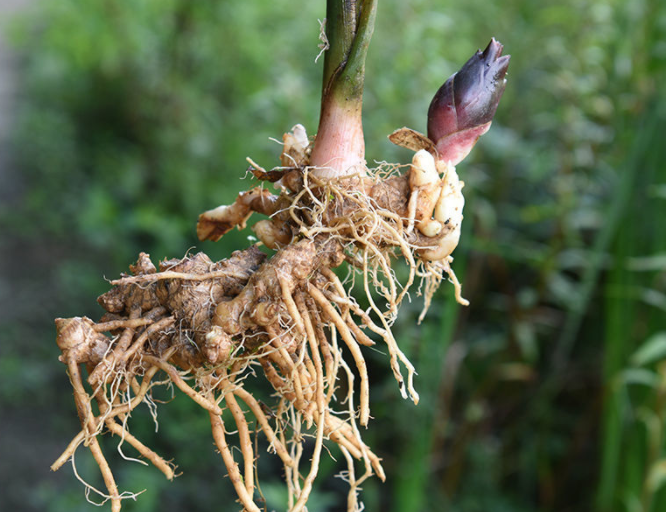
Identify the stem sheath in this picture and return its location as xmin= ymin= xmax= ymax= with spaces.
xmin=310 ymin=0 xmax=377 ymax=177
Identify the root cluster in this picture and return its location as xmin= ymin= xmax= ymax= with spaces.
xmin=54 ymin=124 xmax=468 ymax=511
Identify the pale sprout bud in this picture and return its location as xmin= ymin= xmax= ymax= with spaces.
xmin=252 ymin=219 xmax=292 ymax=250
xmin=205 ymin=326 xmax=233 ymax=365
xmin=420 ymin=167 xmax=465 ymax=261
xmin=291 ymin=124 xmax=309 ymax=149
xmin=418 ymin=219 xmax=443 ymax=238
xmin=434 ymin=176 xmax=465 ymax=226
xmin=420 ymin=228 xmax=462 ymax=261
xmin=409 ymin=149 xmax=439 ymax=188
xmin=281 ymin=124 xmax=310 ymax=167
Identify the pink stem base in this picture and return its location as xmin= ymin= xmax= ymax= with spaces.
xmin=310 ymin=100 xmax=366 ymax=178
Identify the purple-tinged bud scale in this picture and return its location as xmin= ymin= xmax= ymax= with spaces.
xmin=427 ymin=38 xmax=510 ymax=165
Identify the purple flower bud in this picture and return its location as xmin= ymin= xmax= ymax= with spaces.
xmin=427 ymin=38 xmax=510 ymax=165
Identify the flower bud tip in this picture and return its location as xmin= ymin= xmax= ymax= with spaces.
xmin=427 ymin=38 xmax=510 ymax=165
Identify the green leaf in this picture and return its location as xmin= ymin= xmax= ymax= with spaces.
xmin=647 ymin=459 xmax=666 ymax=495
xmin=617 ymin=368 xmax=660 ymax=388
xmin=627 ymin=253 xmax=666 ymax=271
xmin=630 ymin=332 xmax=666 ymax=367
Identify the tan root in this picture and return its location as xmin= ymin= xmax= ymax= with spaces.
xmin=54 ymin=124 xmax=469 ymax=511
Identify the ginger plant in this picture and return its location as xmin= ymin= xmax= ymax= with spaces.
xmin=52 ymin=2 xmax=509 ymax=511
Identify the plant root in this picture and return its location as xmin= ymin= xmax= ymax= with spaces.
xmin=54 ymin=124 xmax=469 ymax=511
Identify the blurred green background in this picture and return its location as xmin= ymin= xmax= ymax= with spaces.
xmin=1 ymin=0 xmax=665 ymax=511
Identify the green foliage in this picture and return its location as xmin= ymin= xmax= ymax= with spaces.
xmin=8 ymin=0 xmax=324 ymax=263
xmin=2 ymin=0 xmax=666 ymax=511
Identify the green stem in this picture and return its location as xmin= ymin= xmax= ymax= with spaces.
xmin=321 ymin=1 xmax=356 ymax=95
xmin=322 ymin=0 xmax=377 ymax=100
xmin=310 ymin=0 xmax=377 ymax=177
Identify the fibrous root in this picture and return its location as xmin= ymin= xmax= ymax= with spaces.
xmin=54 ymin=123 xmax=468 ymax=512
